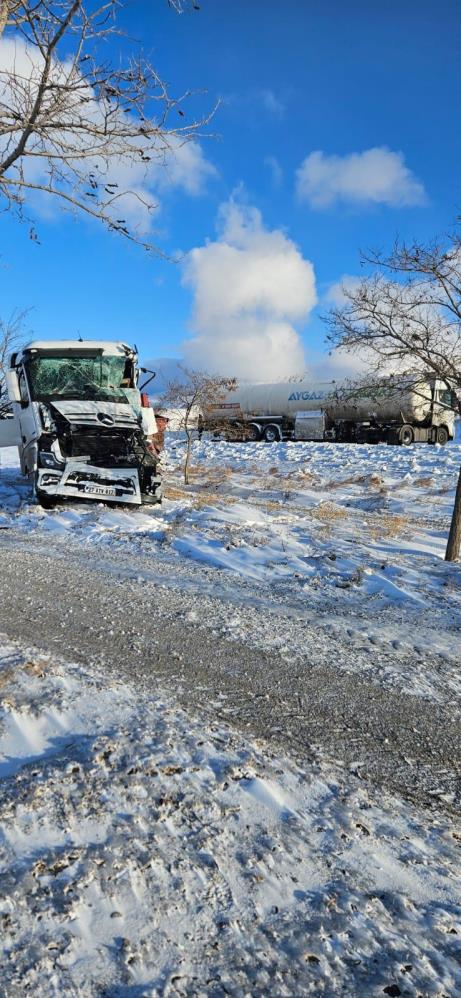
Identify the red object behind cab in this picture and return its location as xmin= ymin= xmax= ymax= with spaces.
xmin=140 ymin=393 xmax=150 ymax=408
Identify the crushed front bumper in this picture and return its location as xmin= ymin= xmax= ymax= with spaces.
xmin=37 ymin=462 xmax=143 ymax=505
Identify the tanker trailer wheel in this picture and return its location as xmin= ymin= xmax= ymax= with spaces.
xmin=263 ymin=423 xmax=282 ymax=443
xmin=437 ymin=426 xmax=449 ymax=445
xmin=398 ymin=424 xmax=414 ymax=446
xmin=246 ymin=422 xmax=262 ymax=442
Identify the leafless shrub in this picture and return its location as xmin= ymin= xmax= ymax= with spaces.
xmin=413 ymin=476 xmax=435 ymax=488
xmin=160 ymin=367 xmax=237 ymax=484
xmin=309 ymin=502 xmax=348 ymax=522
xmin=368 ymin=514 xmax=410 ymax=539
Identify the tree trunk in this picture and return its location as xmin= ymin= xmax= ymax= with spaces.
xmin=0 ymin=2 xmax=9 ymax=37
xmin=445 ymin=465 xmax=461 ymax=562
xmin=184 ymin=432 xmax=192 ymax=485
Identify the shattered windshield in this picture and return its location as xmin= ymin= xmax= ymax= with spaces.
xmin=26 ymin=355 xmax=130 ymax=403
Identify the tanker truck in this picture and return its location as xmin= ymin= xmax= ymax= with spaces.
xmin=205 ymin=375 xmax=457 ymax=445
xmin=0 ymin=339 xmax=162 ymax=507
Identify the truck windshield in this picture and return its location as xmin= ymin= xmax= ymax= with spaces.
xmin=26 ymin=355 xmax=130 ymax=403
xmin=438 ymin=389 xmax=453 ymax=408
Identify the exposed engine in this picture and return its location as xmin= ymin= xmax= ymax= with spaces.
xmin=35 ymin=401 xmax=161 ymax=505
xmin=50 ymin=412 xmax=140 ymax=468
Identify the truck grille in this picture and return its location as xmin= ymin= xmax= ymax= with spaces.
xmin=59 ymin=410 xmax=136 ymax=428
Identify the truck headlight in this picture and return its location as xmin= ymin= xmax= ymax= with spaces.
xmin=41 ymin=473 xmax=61 ymax=486
xmin=39 ymin=451 xmax=65 ymax=470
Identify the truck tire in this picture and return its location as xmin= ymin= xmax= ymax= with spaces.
xmin=34 ymin=472 xmax=58 ymax=509
xmin=263 ymin=423 xmax=282 ymax=443
xmin=246 ymin=422 xmax=261 ymax=442
xmin=398 ymin=424 xmax=414 ymax=446
xmin=437 ymin=426 xmax=449 ymax=445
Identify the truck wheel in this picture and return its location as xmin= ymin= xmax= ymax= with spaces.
xmin=263 ymin=424 xmax=282 ymax=443
xmin=38 ymin=494 xmax=58 ymax=510
xmin=36 ymin=488 xmax=58 ymax=509
xmin=437 ymin=426 xmax=449 ymax=445
xmin=141 ymin=494 xmax=163 ymax=505
xmin=34 ymin=471 xmax=58 ymax=509
xmin=246 ymin=423 xmax=261 ymax=442
xmin=398 ymin=424 xmax=414 ymax=446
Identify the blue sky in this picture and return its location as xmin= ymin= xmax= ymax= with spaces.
xmin=1 ymin=0 xmax=460 ymax=378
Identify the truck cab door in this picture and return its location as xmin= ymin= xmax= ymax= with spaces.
xmin=15 ymin=366 xmax=40 ymax=474
xmin=431 ymin=380 xmax=456 ymax=439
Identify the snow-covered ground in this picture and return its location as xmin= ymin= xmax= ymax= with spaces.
xmin=2 ymin=433 xmax=460 ymax=607
xmin=1 ymin=638 xmax=460 ymax=996
xmin=1 ymin=432 xmax=460 ymax=704
xmin=1 ymin=437 xmax=461 ymax=993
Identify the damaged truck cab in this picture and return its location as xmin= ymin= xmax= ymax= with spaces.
xmin=4 ymin=340 xmax=162 ymax=508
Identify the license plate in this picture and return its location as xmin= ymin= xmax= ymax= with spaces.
xmin=83 ymin=484 xmax=117 ymax=497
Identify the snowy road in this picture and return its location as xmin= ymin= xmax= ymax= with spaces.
xmin=0 ymin=535 xmax=460 ymax=813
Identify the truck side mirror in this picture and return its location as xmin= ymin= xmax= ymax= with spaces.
xmin=140 ymin=368 xmax=156 ymax=391
xmin=5 ymin=369 xmax=22 ymax=403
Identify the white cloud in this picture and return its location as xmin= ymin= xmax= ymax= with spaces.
xmin=264 ymin=155 xmax=283 ymax=188
xmin=182 ymin=197 xmax=317 ymax=380
xmin=259 ymin=89 xmax=285 ymax=116
xmin=296 ymin=147 xmax=426 ymax=209
xmin=323 ymin=274 xmax=363 ymax=307
xmin=0 ymin=36 xmax=216 ymax=234
xmin=152 ymin=138 xmax=217 ymax=197
xmin=306 ymin=348 xmax=373 ymax=383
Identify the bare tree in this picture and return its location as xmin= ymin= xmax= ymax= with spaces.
xmin=326 ymin=231 xmax=461 ymax=384
xmin=0 ymin=1 xmax=213 ymax=252
xmin=325 ymin=227 xmax=461 ymax=561
xmin=161 ymin=367 xmax=236 ymax=484
xmin=0 ymin=309 xmax=28 ymax=416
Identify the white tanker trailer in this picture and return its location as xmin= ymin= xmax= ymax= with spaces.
xmin=205 ymin=376 xmax=457 ymax=445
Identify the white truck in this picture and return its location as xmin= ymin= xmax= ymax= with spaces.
xmin=0 ymin=339 xmax=162 ymax=508
xmin=206 ymin=375 xmax=458 ymax=445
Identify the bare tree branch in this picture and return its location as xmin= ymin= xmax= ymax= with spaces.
xmin=0 ymin=1 xmax=215 ymax=253
xmin=325 ymin=226 xmax=461 ymax=390
xmin=0 ymin=308 xmax=29 ymax=415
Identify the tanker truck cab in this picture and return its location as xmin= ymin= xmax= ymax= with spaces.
xmin=328 ymin=376 xmax=457 ymax=446
xmin=430 ymin=379 xmax=457 ymax=444
xmin=5 ymin=340 xmax=162 ymax=508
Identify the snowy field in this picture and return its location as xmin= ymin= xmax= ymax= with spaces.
xmin=2 ymin=433 xmax=460 ymax=609
xmin=1 ymin=435 xmax=461 ymax=994
xmin=1 ymin=638 xmax=461 ymax=997
xmin=1 ymin=430 xmax=461 ymax=704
